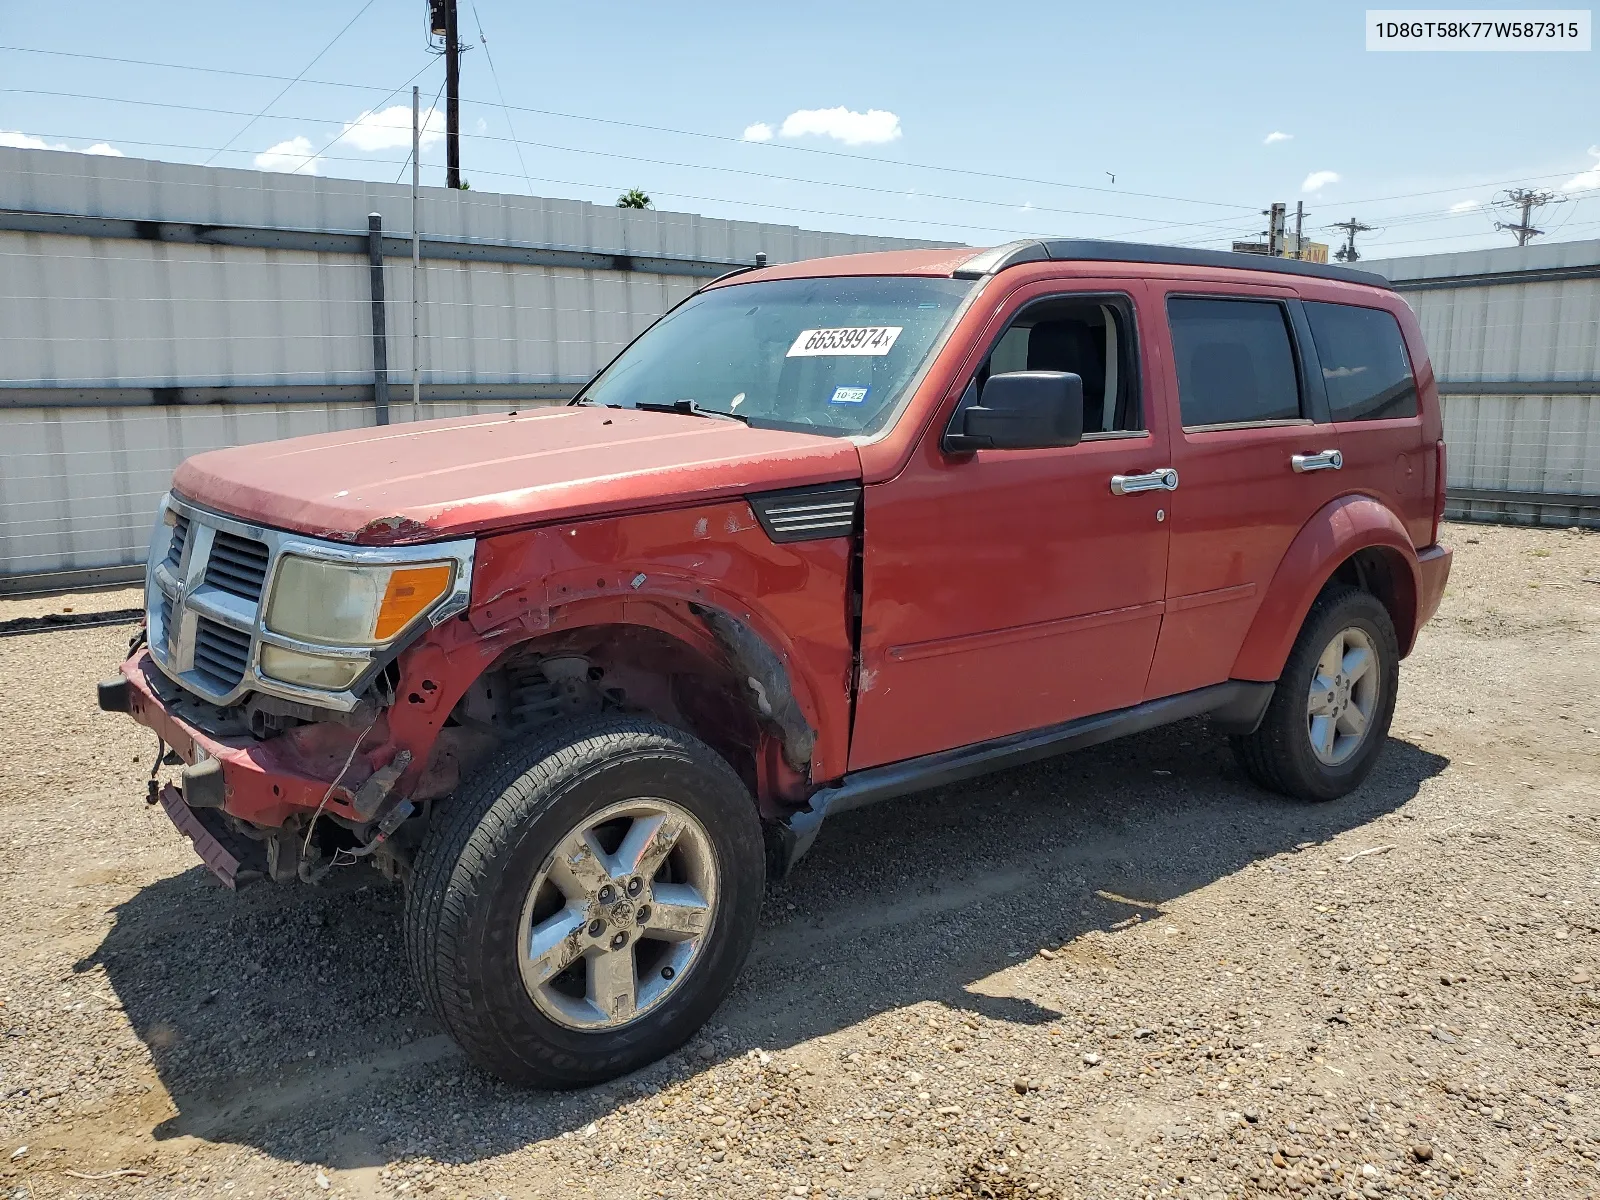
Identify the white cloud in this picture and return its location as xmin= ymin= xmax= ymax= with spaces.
xmin=1448 ymin=199 xmax=1480 ymax=213
xmin=255 ymin=136 xmax=320 ymax=174
xmin=0 ymin=130 xmax=61 ymax=151
xmin=1264 ymin=131 xmax=1293 ymax=145
xmin=341 ymin=104 xmax=444 ymax=153
xmin=1302 ymin=169 xmax=1340 ymax=193
xmin=1564 ymin=146 xmax=1600 ymax=192
xmin=779 ymin=107 xmax=901 ymax=146
xmin=0 ymin=130 xmax=123 ymax=155
xmin=742 ymin=122 xmax=773 ymax=142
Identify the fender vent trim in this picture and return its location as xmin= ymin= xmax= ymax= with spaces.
xmin=747 ymin=481 xmax=862 ymax=544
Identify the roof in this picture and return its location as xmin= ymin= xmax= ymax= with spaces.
xmin=952 ymin=239 xmax=1393 ymax=288
xmin=711 ymin=239 xmax=1393 ymax=291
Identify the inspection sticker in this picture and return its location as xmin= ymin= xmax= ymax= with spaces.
xmin=786 ymin=326 xmax=903 ymax=357
xmin=829 ymin=385 xmax=870 ymax=405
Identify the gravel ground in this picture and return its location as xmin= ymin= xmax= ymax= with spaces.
xmin=1 ymin=519 xmax=1597 ymax=1200
xmin=0 ymin=585 xmax=143 ymax=623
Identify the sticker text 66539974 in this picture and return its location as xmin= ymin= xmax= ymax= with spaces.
xmin=785 ymin=326 xmax=904 ymax=357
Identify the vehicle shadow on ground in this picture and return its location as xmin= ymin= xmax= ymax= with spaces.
xmin=79 ymin=717 xmax=1447 ymax=1170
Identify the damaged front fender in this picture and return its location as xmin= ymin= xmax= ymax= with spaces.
xmin=690 ymin=603 xmax=817 ymax=773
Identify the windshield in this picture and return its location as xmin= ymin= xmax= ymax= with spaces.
xmin=577 ymin=275 xmax=975 ymax=436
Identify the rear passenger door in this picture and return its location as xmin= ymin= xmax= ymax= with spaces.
xmin=1144 ymin=286 xmax=1345 ymax=699
xmin=1304 ymin=299 xmax=1430 ymax=544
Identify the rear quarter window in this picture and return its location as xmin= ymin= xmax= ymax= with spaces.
xmin=1304 ymin=301 xmax=1419 ymax=421
xmin=1167 ymin=297 xmax=1302 ymax=428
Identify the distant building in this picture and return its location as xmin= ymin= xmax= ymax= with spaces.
xmin=1231 ymin=236 xmax=1329 ymax=263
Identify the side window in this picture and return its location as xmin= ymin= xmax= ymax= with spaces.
xmin=1304 ymin=301 xmax=1419 ymax=421
xmin=978 ymin=297 xmax=1141 ymax=434
xmin=1167 ymin=297 xmax=1302 ymax=429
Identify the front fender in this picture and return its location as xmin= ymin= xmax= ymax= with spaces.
xmin=1230 ymin=494 xmax=1421 ymax=682
xmin=461 ymin=499 xmax=855 ymax=781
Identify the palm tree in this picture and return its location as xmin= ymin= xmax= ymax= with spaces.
xmin=616 ymin=188 xmax=653 ymax=210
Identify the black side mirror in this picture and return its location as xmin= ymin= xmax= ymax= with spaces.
xmin=943 ymin=371 xmax=1084 ymax=453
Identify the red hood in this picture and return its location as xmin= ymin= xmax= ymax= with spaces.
xmin=171 ymin=406 xmax=862 ymax=544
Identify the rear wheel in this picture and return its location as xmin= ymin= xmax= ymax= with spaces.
xmin=1230 ymin=584 xmax=1399 ymax=801
xmin=405 ymin=715 xmax=764 ymax=1087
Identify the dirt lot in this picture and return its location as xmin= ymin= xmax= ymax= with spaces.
xmin=1 ymin=519 xmax=1597 ymax=1200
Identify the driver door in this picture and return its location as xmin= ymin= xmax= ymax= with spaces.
xmin=848 ymin=280 xmax=1173 ymax=770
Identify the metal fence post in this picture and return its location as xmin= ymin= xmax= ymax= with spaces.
xmin=367 ymin=212 xmax=390 ymax=426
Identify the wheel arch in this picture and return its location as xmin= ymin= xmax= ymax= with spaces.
xmin=409 ymin=596 xmax=821 ymax=819
xmin=1231 ymin=494 xmax=1422 ymax=682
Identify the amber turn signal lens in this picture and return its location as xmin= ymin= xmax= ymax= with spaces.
xmin=373 ymin=564 xmax=453 ymax=641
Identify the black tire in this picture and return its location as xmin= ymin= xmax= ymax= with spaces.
xmin=1230 ymin=583 xmax=1399 ymax=801
xmin=404 ymin=714 xmax=764 ymax=1087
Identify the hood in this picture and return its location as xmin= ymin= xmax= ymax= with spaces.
xmin=171 ymin=405 xmax=862 ymax=544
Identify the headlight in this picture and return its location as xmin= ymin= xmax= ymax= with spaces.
xmin=265 ymin=556 xmax=455 ymax=647
xmin=259 ymin=645 xmax=366 ymax=691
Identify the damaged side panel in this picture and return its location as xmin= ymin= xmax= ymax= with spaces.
xmin=460 ymin=498 xmax=855 ymax=785
xmin=123 ymin=497 xmax=856 ymax=887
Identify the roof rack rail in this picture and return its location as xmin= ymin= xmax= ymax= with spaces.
xmin=952 ymin=239 xmax=1391 ymax=289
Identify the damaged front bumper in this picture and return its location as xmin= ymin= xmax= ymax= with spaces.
xmin=154 ymin=782 xmax=259 ymax=889
xmin=104 ymin=649 xmax=402 ymax=887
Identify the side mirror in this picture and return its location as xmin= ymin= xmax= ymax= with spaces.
xmin=943 ymin=371 xmax=1084 ymax=453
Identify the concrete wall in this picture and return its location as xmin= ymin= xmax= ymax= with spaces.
xmin=1365 ymin=238 xmax=1600 ymax=527
xmin=0 ymin=148 xmax=947 ymax=588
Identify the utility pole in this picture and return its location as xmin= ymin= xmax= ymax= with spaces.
xmin=1494 ymin=188 xmax=1554 ymax=247
xmin=1331 ymin=218 xmax=1373 ymax=262
xmin=428 ymin=0 xmax=462 ymax=188
xmin=1263 ymin=202 xmax=1287 ymax=256
xmin=1293 ymin=201 xmax=1305 ymax=260
xmin=411 ymin=86 xmax=421 ymax=422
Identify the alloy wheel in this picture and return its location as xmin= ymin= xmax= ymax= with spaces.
xmin=1306 ymin=626 xmax=1380 ymax=766
xmin=516 ymin=798 xmax=719 ymax=1030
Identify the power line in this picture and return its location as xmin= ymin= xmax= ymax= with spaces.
xmin=9 ymin=41 xmax=1600 ymax=228
xmin=0 ymin=46 xmax=1253 ymax=212
xmin=395 ymin=75 xmax=448 ymax=185
xmin=0 ymin=43 xmax=411 ymax=92
xmin=469 ymin=3 xmax=532 ymax=195
xmin=6 ymin=79 xmax=1599 ymax=251
xmin=13 ymin=83 xmax=1597 ymax=251
xmin=0 ymin=87 xmax=1252 ymax=230
xmin=283 ymin=60 xmax=437 ymax=176
xmin=201 ymin=0 xmax=381 ymax=166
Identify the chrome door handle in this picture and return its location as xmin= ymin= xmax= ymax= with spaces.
xmin=1291 ymin=449 xmax=1343 ymax=473
xmin=1110 ymin=467 xmax=1179 ymax=496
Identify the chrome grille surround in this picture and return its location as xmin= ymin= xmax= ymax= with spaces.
xmin=144 ymin=492 xmax=475 ymax=712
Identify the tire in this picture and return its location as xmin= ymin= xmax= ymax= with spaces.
xmin=1230 ymin=583 xmax=1399 ymax=801
xmin=404 ymin=714 xmax=765 ymax=1088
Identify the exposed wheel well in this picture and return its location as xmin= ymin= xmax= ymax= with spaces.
xmin=1327 ymin=546 xmax=1419 ymax=656
xmin=419 ymin=623 xmax=804 ymax=818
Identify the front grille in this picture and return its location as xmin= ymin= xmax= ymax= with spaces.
xmin=164 ymin=514 xmax=190 ymax=572
xmin=146 ymin=496 xmax=468 ymax=708
xmin=192 ymin=617 xmax=251 ymax=691
xmin=204 ymin=531 xmax=270 ymax=602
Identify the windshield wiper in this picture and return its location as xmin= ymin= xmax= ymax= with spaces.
xmin=632 ymin=399 xmax=750 ymax=425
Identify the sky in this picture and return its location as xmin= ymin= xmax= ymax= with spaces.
xmin=2 ymin=1 xmax=1598 ymax=260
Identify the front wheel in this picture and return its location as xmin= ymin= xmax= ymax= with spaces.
xmin=1230 ymin=584 xmax=1399 ymax=801
xmin=405 ymin=715 xmax=765 ymax=1087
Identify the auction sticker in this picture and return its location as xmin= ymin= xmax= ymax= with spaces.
xmin=786 ymin=326 xmax=903 ymax=357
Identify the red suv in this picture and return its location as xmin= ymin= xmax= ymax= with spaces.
xmin=101 ymin=239 xmax=1451 ymax=1087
